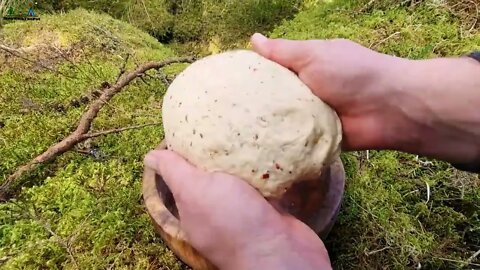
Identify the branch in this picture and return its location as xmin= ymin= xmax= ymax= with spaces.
xmin=75 ymin=57 xmax=193 ymax=135
xmin=116 ymin=53 xmax=130 ymax=83
xmin=82 ymin=122 xmax=161 ymax=139
xmin=0 ymin=56 xmax=194 ymax=201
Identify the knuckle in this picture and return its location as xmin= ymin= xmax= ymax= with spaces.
xmin=332 ymin=38 xmax=353 ymax=47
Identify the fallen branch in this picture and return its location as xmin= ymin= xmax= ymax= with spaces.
xmin=82 ymin=122 xmax=162 ymax=139
xmin=0 ymin=56 xmax=194 ymax=201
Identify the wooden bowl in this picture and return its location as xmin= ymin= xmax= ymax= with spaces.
xmin=142 ymin=141 xmax=345 ymax=270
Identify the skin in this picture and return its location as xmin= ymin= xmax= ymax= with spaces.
xmin=144 ymin=33 xmax=480 ymax=269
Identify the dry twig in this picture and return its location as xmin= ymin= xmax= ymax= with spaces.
xmin=369 ymin=31 xmax=401 ymax=49
xmin=434 ymin=256 xmax=480 ymax=267
xmin=365 ymin=246 xmax=391 ymax=256
xmin=116 ymin=53 xmax=131 ymax=82
xmin=37 ymin=219 xmax=80 ymax=270
xmin=467 ymin=249 xmax=480 ymax=264
xmin=0 ymin=56 xmax=194 ymax=201
xmin=81 ymin=122 xmax=162 ymax=139
xmin=79 ymin=46 xmax=104 ymax=79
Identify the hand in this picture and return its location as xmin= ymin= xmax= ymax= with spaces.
xmin=144 ymin=150 xmax=332 ymax=270
xmin=251 ymin=33 xmax=405 ymax=151
xmin=251 ymin=33 xmax=480 ymax=164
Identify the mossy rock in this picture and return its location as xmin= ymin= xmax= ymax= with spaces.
xmin=270 ymin=1 xmax=480 ymax=269
xmin=0 ymin=8 xmax=175 ymax=68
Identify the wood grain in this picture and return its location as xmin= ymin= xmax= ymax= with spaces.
xmin=142 ymin=141 xmax=345 ymax=269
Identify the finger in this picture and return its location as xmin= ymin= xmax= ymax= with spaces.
xmin=144 ymin=149 xmax=203 ymax=199
xmin=266 ymin=197 xmax=289 ymax=215
xmin=251 ymin=32 xmax=315 ymax=72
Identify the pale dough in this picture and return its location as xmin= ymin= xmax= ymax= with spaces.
xmin=162 ymin=50 xmax=342 ymax=198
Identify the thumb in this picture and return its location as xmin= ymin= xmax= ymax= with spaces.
xmin=144 ymin=149 xmax=204 ymax=200
xmin=251 ymin=33 xmax=315 ymax=73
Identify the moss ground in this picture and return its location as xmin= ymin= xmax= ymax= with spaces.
xmin=0 ymin=1 xmax=479 ymax=269
xmin=269 ymin=1 xmax=479 ymax=268
xmin=0 ymin=9 xmax=188 ymax=269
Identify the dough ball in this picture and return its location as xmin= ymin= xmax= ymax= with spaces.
xmin=162 ymin=50 xmax=342 ymax=198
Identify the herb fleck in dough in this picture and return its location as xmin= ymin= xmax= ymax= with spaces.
xmin=162 ymin=50 xmax=342 ymax=198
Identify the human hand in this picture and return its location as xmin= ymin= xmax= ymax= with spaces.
xmin=144 ymin=149 xmax=332 ymax=270
xmin=251 ymin=33 xmax=408 ymax=152
xmin=251 ymin=33 xmax=480 ymax=165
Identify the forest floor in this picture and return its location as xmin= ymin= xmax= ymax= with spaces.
xmin=0 ymin=1 xmax=479 ymax=269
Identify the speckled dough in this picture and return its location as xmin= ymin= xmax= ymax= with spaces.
xmin=162 ymin=50 xmax=342 ymax=198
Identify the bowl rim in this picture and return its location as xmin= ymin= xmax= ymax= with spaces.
xmin=143 ymin=140 xmax=190 ymax=241
xmin=142 ymin=140 xmax=345 ymax=240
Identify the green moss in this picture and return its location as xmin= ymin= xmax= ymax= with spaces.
xmin=271 ymin=0 xmax=480 ymax=58
xmin=0 ymin=165 xmax=183 ymax=269
xmin=332 ymin=151 xmax=479 ymax=269
xmin=2 ymin=8 xmax=161 ymax=48
xmin=271 ymin=1 xmax=480 ymax=268
xmin=7 ymin=0 xmax=303 ymax=55
xmin=1 ymin=1 xmax=479 ymax=269
xmin=0 ymin=8 xmax=174 ymax=72
xmin=0 ymin=9 xmax=186 ymax=269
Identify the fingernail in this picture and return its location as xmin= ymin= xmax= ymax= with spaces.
xmin=144 ymin=150 xmax=162 ymax=170
xmin=251 ymin=32 xmax=268 ymax=45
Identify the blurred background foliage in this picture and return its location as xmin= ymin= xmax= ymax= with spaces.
xmin=3 ymin=0 xmax=303 ymax=53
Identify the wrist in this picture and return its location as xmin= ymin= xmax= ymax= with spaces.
xmin=365 ymin=55 xmax=425 ymax=152
xmin=378 ymin=56 xmax=480 ymax=164
xmin=218 ymin=220 xmax=332 ymax=270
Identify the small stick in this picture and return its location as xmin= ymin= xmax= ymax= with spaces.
xmin=82 ymin=122 xmax=162 ymax=139
xmin=467 ymin=249 xmax=480 ymax=264
xmin=369 ymin=31 xmax=401 ymax=50
xmin=0 ymin=57 xmax=194 ymax=201
xmin=116 ymin=53 xmax=130 ymax=83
